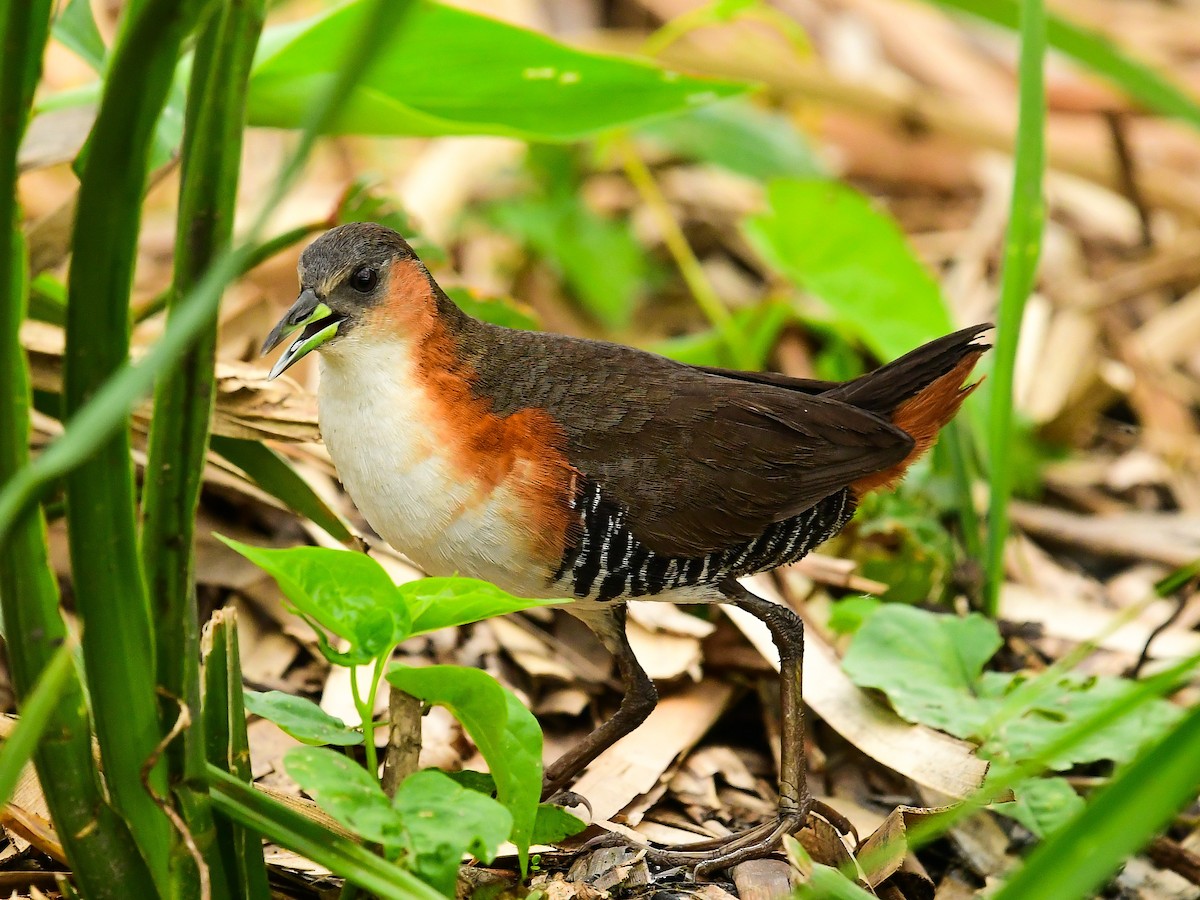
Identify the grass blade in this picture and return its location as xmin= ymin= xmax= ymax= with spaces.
xmin=210 ymin=436 xmax=352 ymax=541
xmin=983 ymin=0 xmax=1045 ymax=616
xmin=203 ymin=610 xmax=271 ymax=900
xmin=0 ymin=2 xmax=158 ymax=895
xmin=992 ymin=700 xmax=1200 ymax=900
xmin=0 ymin=642 xmax=73 ymax=806
xmin=139 ymin=0 xmax=265 ymax=889
xmin=64 ymin=0 xmax=216 ymax=885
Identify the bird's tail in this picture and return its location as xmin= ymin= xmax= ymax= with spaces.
xmin=826 ymin=324 xmax=991 ymax=496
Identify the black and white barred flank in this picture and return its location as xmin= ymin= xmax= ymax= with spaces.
xmin=551 ymin=480 xmax=856 ymax=602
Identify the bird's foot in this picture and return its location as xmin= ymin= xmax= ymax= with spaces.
xmin=640 ymin=801 xmax=812 ymax=879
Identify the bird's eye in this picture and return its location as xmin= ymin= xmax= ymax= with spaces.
xmin=349 ymin=266 xmax=378 ymax=293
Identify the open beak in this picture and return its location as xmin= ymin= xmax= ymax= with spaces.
xmin=261 ymin=288 xmax=345 ymax=379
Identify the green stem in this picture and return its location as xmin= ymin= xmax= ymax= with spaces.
xmin=140 ymin=0 xmax=265 ymax=892
xmin=617 ymin=136 xmax=755 ymax=369
xmin=984 ymin=0 xmax=1046 ymax=617
xmin=0 ymin=2 xmax=158 ymax=895
xmin=64 ymin=0 xmax=215 ymax=887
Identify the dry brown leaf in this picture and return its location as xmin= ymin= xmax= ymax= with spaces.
xmin=571 ymin=679 xmax=735 ymax=823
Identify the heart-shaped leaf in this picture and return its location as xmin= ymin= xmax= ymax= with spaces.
xmin=216 ymin=536 xmax=409 ymax=665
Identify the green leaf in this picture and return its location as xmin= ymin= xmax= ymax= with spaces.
xmin=393 ymin=769 xmax=513 ymax=895
xmin=404 ymin=577 xmax=562 ymax=636
xmin=244 ymin=690 xmax=363 ymax=746
xmin=53 ymin=0 xmax=107 ymax=72
xmin=841 ymin=605 xmax=1002 ymax=737
xmin=284 ymin=747 xmax=406 ymax=850
xmin=743 ymin=179 xmax=954 ymax=361
xmin=215 ymin=537 xmax=408 ymax=665
xmin=210 ymin=436 xmax=352 ymax=541
xmin=387 ymin=665 xmax=541 ymax=873
xmin=639 ymin=99 xmax=826 ymax=180
xmin=995 ymin=776 xmax=1084 ymax=838
xmin=530 ymin=803 xmax=587 ymax=845
xmin=27 ymin=273 xmax=66 ymax=326
xmin=977 ymin=671 xmax=1181 ymax=769
xmin=992 ymin=701 xmax=1200 ymax=900
xmin=444 ymin=287 xmax=540 ymax=332
xmin=248 ymin=0 xmax=748 ymax=140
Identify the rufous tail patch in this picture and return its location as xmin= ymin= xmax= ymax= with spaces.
xmin=851 ymin=351 xmax=985 ymax=498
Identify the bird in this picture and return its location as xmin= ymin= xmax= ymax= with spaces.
xmin=261 ymin=221 xmax=989 ymax=873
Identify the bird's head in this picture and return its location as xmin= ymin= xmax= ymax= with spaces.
xmin=261 ymin=222 xmax=433 ymax=379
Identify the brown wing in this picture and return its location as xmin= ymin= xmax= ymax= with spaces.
xmin=458 ymin=323 xmax=912 ymax=557
xmin=553 ymin=369 xmax=913 ymax=556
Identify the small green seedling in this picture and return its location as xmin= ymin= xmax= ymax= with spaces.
xmin=218 ymin=536 xmax=586 ymax=894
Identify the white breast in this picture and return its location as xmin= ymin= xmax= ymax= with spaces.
xmin=316 ymin=337 xmax=558 ymax=598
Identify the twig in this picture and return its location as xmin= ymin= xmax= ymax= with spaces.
xmin=381 ymin=686 xmax=422 ymax=798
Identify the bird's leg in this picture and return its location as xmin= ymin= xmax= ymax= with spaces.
xmin=542 ymin=603 xmax=658 ymax=800
xmin=641 ymin=579 xmax=811 ymax=876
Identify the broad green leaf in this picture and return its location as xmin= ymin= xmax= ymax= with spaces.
xmin=445 ymin=287 xmax=540 ymax=332
xmin=53 ymin=0 xmax=107 ymax=72
xmin=387 ymin=665 xmax=541 ymax=872
xmin=487 ymin=146 xmax=652 ymax=330
xmin=995 ymin=776 xmax=1084 ymax=838
xmin=639 ymin=99 xmax=825 ymax=181
xmin=842 ymin=605 xmax=1002 ymax=737
xmin=393 ymin=769 xmax=512 ymax=895
xmin=743 ymin=179 xmax=954 ymax=361
xmin=215 ymin=536 xmax=408 ymax=664
xmin=210 ymin=436 xmax=352 ymax=541
xmin=977 ymin=671 xmax=1181 ymax=769
xmin=284 ymin=747 xmax=405 ymax=850
xmin=244 ymin=690 xmax=363 ymax=746
xmin=28 ymin=274 xmax=66 ymax=326
xmin=248 ymin=1 xmax=748 ymax=140
xmin=530 ymin=803 xmax=587 ymax=845
xmin=992 ymin=702 xmax=1200 ymax=900
xmin=404 ymin=577 xmax=562 ymax=636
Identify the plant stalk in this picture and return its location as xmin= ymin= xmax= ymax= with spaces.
xmin=63 ymin=0 xmax=214 ymax=889
xmin=984 ymin=0 xmax=1046 ymax=616
xmin=140 ymin=0 xmax=265 ymax=893
xmin=0 ymin=2 xmax=158 ymax=895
